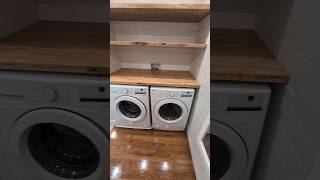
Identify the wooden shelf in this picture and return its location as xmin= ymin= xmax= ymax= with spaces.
xmin=111 ymin=3 xmax=210 ymax=22
xmin=0 ymin=21 xmax=109 ymax=75
xmin=211 ymin=29 xmax=289 ymax=84
xmin=110 ymin=41 xmax=207 ymax=49
xmin=111 ymin=68 xmax=200 ymax=88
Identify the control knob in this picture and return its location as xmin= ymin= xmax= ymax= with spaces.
xmin=43 ymin=87 xmax=58 ymax=102
xmin=123 ymin=89 xmax=129 ymax=94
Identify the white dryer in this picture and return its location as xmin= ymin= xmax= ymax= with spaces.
xmin=150 ymin=87 xmax=195 ymax=131
xmin=110 ymin=84 xmax=151 ymax=129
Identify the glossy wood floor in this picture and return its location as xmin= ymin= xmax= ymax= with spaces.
xmin=110 ymin=127 xmax=196 ymax=180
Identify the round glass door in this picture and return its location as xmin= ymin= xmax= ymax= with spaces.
xmin=212 ymin=120 xmax=248 ymax=180
xmin=154 ymin=99 xmax=188 ymax=124
xmin=114 ymin=96 xmax=146 ymax=122
xmin=28 ymin=123 xmax=99 ymax=179
xmin=119 ymin=101 xmax=141 ymax=118
xmin=212 ymin=135 xmax=231 ymax=179
xmin=10 ymin=109 xmax=107 ymax=180
xmin=159 ymin=103 xmax=182 ymax=121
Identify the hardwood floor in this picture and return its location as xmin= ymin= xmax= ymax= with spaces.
xmin=110 ymin=127 xmax=196 ymax=180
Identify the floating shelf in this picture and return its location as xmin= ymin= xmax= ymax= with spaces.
xmin=0 ymin=21 xmax=109 ymax=75
xmin=110 ymin=40 xmax=207 ymax=49
xmin=111 ymin=68 xmax=200 ymax=88
xmin=111 ymin=3 xmax=210 ymax=22
xmin=211 ymin=28 xmax=289 ymax=83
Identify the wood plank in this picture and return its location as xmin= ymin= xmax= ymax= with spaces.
xmin=111 ymin=3 xmax=210 ymax=22
xmin=110 ymin=127 xmax=196 ymax=179
xmin=0 ymin=21 xmax=109 ymax=75
xmin=110 ymin=40 xmax=207 ymax=49
xmin=211 ymin=29 xmax=289 ymax=83
xmin=111 ymin=68 xmax=200 ymax=88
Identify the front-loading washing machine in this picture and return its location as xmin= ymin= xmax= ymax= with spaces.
xmin=150 ymin=87 xmax=195 ymax=131
xmin=0 ymin=71 xmax=108 ymax=180
xmin=211 ymin=82 xmax=271 ymax=180
xmin=110 ymin=84 xmax=151 ymax=129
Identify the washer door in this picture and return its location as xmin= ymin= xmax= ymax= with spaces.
xmin=10 ymin=109 xmax=107 ymax=180
xmin=154 ymin=99 xmax=188 ymax=124
xmin=212 ymin=120 xmax=248 ymax=180
xmin=113 ymin=96 xmax=146 ymax=122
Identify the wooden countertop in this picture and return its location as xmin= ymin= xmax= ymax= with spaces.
xmin=0 ymin=21 xmax=108 ymax=75
xmin=110 ymin=68 xmax=200 ymax=88
xmin=110 ymin=40 xmax=207 ymax=49
xmin=211 ymin=29 xmax=289 ymax=83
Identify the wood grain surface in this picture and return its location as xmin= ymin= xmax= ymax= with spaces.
xmin=211 ymin=29 xmax=289 ymax=83
xmin=111 ymin=3 xmax=210 ymax=22
xmin=111 ymin=40 xmax=207 ymax=49
xmin=110 ymin=127 xmax=196 ymax=180
xmin=0 ymin=21 xmax=109 ymax=75
xmin=111 ymin=68 xmax=200 ymax=88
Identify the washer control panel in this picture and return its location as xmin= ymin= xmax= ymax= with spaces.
xmin=211 ymin=82 xmax=271 ymax=113
xmin=0 ymin=72 xmax=108 ymax=112
xmin=30 ymin=82 xmax=108 ymax=110
xmin=180 ymin=91 xmax=194 ymax=98
xmin=110 ymin=85 xmax=149 ymax=97
xmin=134 ymin=88 xmax=147 ymax=96
xmin=31 ymin=85 xmax=70 ymax=104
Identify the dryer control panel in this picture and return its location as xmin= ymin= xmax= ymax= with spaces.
xmin=151 ymin=87 xmax=195 ymax=99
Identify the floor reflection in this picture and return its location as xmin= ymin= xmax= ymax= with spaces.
xmin=110 ymin=127 xmax=196 ymax=179
xmin=111 ymin=166 xmax=122 ymax=179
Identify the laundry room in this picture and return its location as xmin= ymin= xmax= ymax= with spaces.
xmin=212 ymin=0 xmax=320 ymax=179
xmin=0 ymin=0 xmax=109 ymax=180
xmin=1 ymin=0 xmax=318 ymax=179
xmin=110 ymin=0 xmax=210 ymax=179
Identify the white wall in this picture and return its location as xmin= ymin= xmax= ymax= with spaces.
xmin=0 ymin=0 xmax=38 ymax=39
xmin=187 ymin=16 xmax=210 ymax=180
xmin=214 ymin=0 xmax=258 ymax=12
xmin=0 ymin=0 xmax=107 ymax=39
xmin=213 ymin=0 xmax=259 ymax=29
xmin=110 ymin=25 xmax=121 ymax=74
xmin=253 ymin=0 xmax=320 ymax=179
xmin=36 ymin=0 xmax=107 ymax=23
xmin=110 ymin=21 xmax=199 ymax=71
xmin=110 ymin=47 xmax=121 ymax=74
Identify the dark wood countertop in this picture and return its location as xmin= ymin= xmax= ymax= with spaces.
xmin=0 ymin=21 xmax=109 ymax=75
xmin=211 ymin=29 xmax=289 ymax=84
xmin=111 ymin=68 xmax=200 ymax=88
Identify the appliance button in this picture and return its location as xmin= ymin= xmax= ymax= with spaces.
xmin=169 ymin=92 xmax=175 ymax=97
xmin=43 ymin=88 xmax=58 ymax=102
xmin=123 ymin=89 xmax=129 ymax=94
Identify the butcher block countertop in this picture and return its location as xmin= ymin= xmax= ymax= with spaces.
xmin=212 ymin=29 xmax=289 ymax=84
xmin=0 ymin=21 xmax=108 ymax=75
xmin=111 ymin=68 xmax=200 ymax=88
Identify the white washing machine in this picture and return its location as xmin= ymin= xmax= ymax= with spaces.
xmin=110 ymin=84 xmax=151 ymax=129
xmin=150 ymin=87 xmax=195 ymax=131
xmin=211 ymin=82 xmax=271 ymax=180
xmin=0 ymin=71 xmax=108 ymax=180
